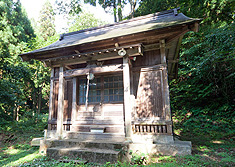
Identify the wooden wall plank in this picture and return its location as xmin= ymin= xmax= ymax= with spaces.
xmin=52 ymin=81 xmax=59 ymax=119
xmin=63 ymin=80 xmax=73 ymax=121
xmin=135 ymin=68 xmax=164 ymax=118
xmin=132 ymin=50 xmax=161 ymax=68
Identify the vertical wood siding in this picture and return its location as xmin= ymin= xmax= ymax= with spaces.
xmin=52 ymin=81 xmax=59 ymax=119
xmin=133 ymin=50 xmax=161 ymax=67
xmin=64 ymin=80 xmax=73 ymax=121
xmin=134 ymin=69 xmax=164 ymax=118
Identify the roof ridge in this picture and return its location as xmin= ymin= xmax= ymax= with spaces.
xmin=62 ymin=8 xmax=180 ymax=37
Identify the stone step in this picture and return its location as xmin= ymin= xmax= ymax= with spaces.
xmin=47 ymin=146 xmax=122 ymax=164
xmin=50 ymin=139 xmax=126 ymax=150
xmin=65 ymin=132 xmax=125 ymax=141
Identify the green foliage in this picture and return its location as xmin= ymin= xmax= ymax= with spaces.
xmin=135 ymin=0 xmax=235 ymax=26
xmin=0 ymin=0 xmax=36 ymax=121
xmin=129 ymin=150 xmax=148 ymax=165
xmin=84 ymin=0 xmax=123 ymax=22
xmin=170 ymin=23 xmax=235 ymax=138
xmin=38 ymin=0 xmax=56 ymax=41
xmin=68 ymin=11 xmax=106 ymax=32
xmin=55 ymin=0 xmax=82 ymax=16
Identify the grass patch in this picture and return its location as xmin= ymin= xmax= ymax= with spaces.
xmin=0 ymin=114 xmax=234 ymax=166
xmin=0 ymin=146 xmax=42 ymax=167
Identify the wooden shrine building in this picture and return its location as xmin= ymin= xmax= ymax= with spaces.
xmin=21 ymin=8 xmax=200 ymax=161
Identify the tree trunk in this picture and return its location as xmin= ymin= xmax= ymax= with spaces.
xmin=129 ymin=0 xmax=137 ymax=18
xmin=113 ymin=0 xmax=117 ymax=22
xmin=13 ymin=103 xmax=19 ymax=121
xmin=117 ymin=0 xmax=122 ymax=21
xmin=38 ymin=86 xmax=42 ymax=114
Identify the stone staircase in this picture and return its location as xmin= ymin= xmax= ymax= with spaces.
xmin=46 ymin=139 xmax=128 ymax=164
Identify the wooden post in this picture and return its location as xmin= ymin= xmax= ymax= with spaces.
xmin=48 ymin=68 xmax=54 ymax=130
xmin=123 ymin=56 xmax=132 ymax=139
xmin=162 ymin=67 xmax=171 ymax=120
xmin=160 ymin=39 xmax=166 ymax=64
xmin=72 ymin=77 xmax=77 ymax=123
xmin=160 ymin=39 xmax=171 ymax=121
xmin=57 ymin=66 xmax=64 ymax=139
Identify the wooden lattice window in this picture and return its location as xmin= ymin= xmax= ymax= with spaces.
xmin=104 ymin=75 xmax=123 ymax=102
xmin=78 ymin=75 xmax=123 ymax=104
xmin=79 ymin=77 xmax=101 ymax=103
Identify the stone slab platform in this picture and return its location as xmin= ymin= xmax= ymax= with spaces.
xmin=45 ymin=139 xmax=191 ymax=164
xmin=128 ymin=141 xmax=192 ymax=156
xmin=47 ymin=147 xmax=121 ymax=164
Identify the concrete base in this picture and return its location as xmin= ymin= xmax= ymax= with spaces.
xmin=132 ymin=134 xmax=174 ymax=144
xmin=42 ymin=131 xmax=192 ymax=163
xmin=43 ymin=138 xmax=191 ymax=164
xmin=31 ymin=137 xmax=43 ymax=146
xmin=128 ymin=140 xmax=192 ymax=156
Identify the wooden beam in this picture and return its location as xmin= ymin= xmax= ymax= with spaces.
xmin=57 ymin=66 xmax=64 ymax=139
xmin=132 ymin=64 xmax=166 ymax=72
xmin=45 ymin=44 xmax=143 ymax=67
xmin=65 ymin=65 xmax=73 ymax=70
xmin=170 ymin=35 xmax=183 ymax=77
xmin=144 ymin=43 xmax=160 ymax=52
xmin=168 ymin=59 xmax=179 ymax=63
xmin=193 ymin=22 xmax=199 ymax=32
xmin=123 ymin=56 xmax=132 ymax=139
xmin=48 ymin=68 xmax=54 ymax=130
xmin=72 ymin=77 xmax=77 ymax=123
xmin=64 ymin=64 xmax=123 ymax=77
xmin=166 ymin=28 xmax=189 ymax=44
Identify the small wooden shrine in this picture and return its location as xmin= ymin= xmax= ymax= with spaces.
xmin=21 ymin=8 xmax=200 ymax=160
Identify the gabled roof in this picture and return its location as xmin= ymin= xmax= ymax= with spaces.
xmin=21 ymin=8 xmax=200 ymax=59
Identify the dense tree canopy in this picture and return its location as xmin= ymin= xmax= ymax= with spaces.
xmin=68 ymin=11 xmax=106 ymax=32
xmin=38 ymin=0 xmax=56 ymax=41
xmin=0 ymin=0 xmax=35 ymax=121
xmin=135 ymin=0 xmax=235 ymax=25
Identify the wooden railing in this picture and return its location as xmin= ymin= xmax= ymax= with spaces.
xmin=132 ymin=120 xmax=172 ymax=135
xmin=48 ymin=120 xmax=71 ymax=131
xmin=133 ymin=124 xmax=168 ymax=134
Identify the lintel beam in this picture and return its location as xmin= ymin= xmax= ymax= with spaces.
xmin=64 ymin=64 xmax=123 ymax=78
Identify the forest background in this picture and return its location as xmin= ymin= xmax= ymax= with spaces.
xmin=0 ymin=0 xmax=234 ymax=165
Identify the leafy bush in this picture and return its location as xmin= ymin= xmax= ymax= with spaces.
xmin=170 ymin=23 xmax=235 ymax=139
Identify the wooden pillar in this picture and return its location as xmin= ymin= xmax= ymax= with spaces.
xmin=160 ymin=39 xmax=166 ymax=64
xmin=72 ymin=77 xmax=77 ymax=123
xmin=123 ymin=56 xmax=132 ymax=139
xmin=48 ymin=68 xmax=54 ymax=130
xmin=162 ymin=67 xmax=171 ymax=120
xmin=160 ymin=39 xmax=171 ymax=120
xmin=57 ymin=66 xmax=64 ymax=139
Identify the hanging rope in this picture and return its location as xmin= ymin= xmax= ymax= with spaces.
xmin=85 ymin=72 xmax=90 ymax=112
